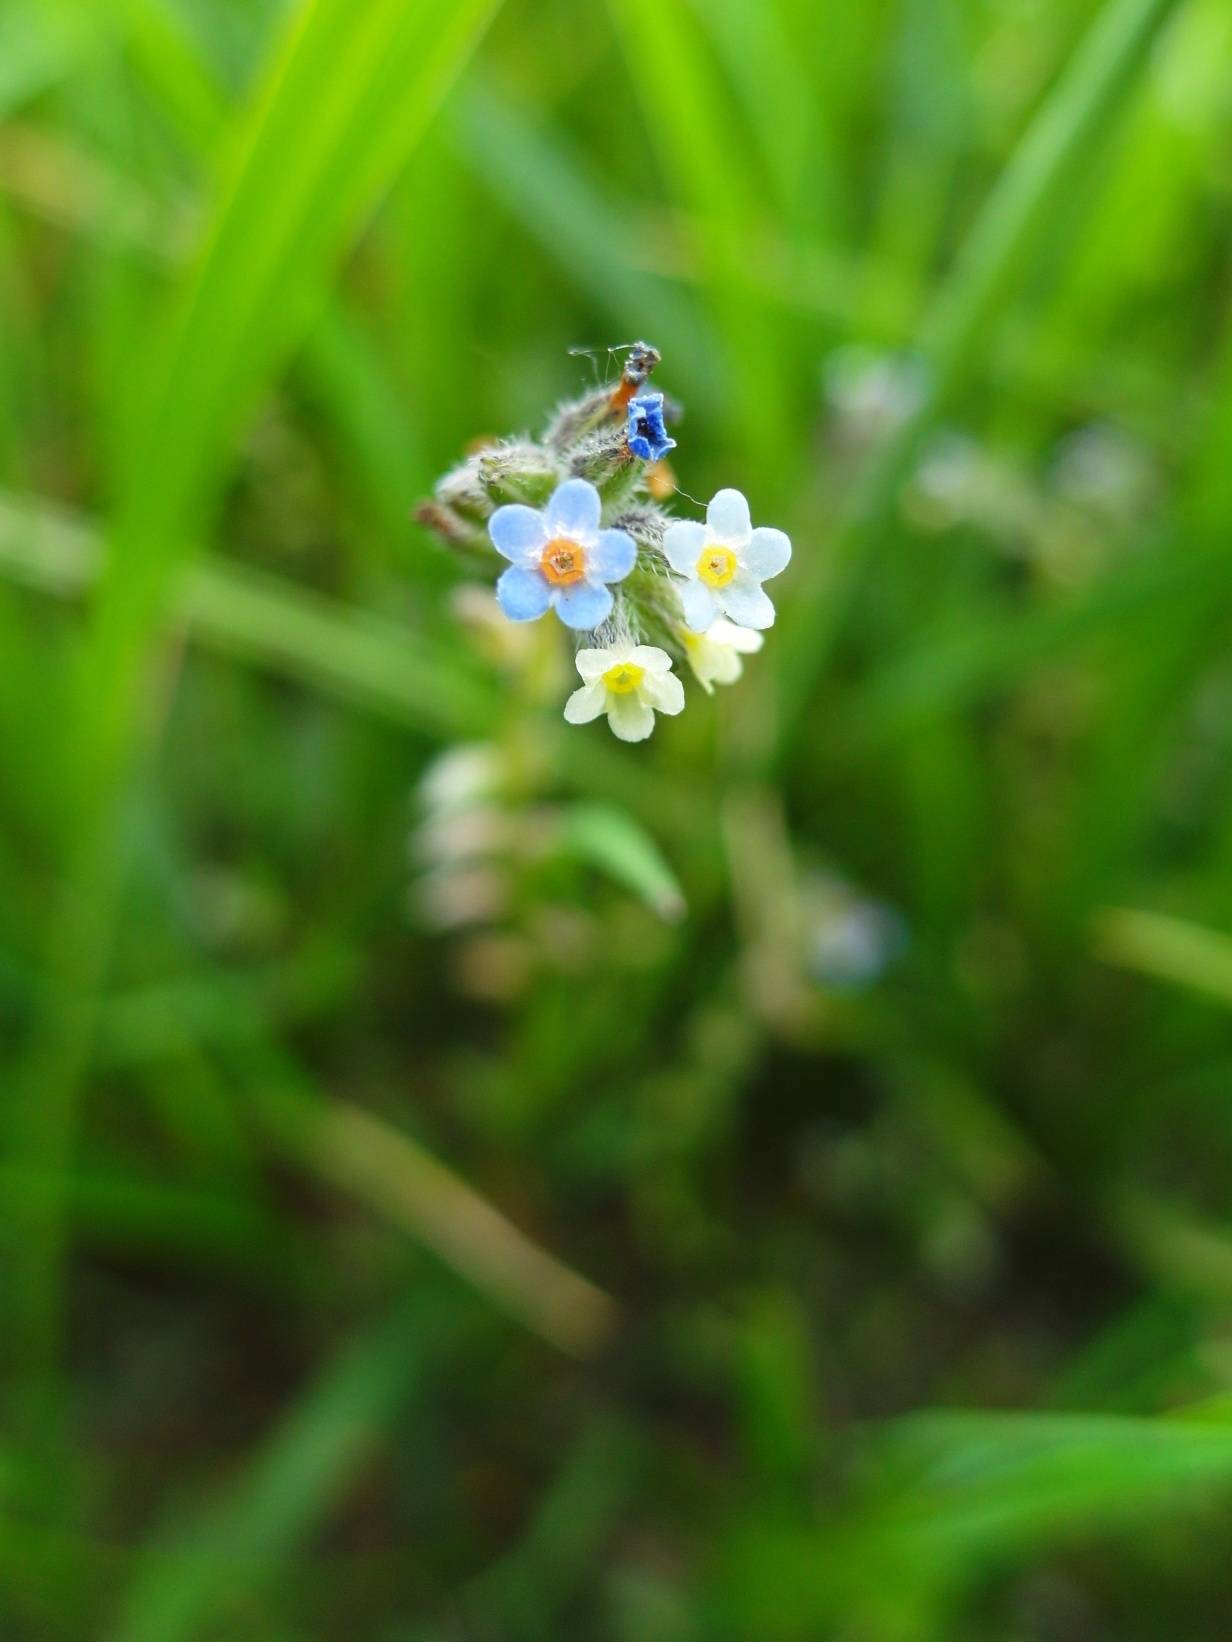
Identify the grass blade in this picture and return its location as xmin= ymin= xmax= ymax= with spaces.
xmin=1094 ymin=907 xmax=1232 ymax=1007
xmin=11 ymin=0 xmax=503 ymax=1451
xmin=109 ymin=1304 xmax=433 ymax=1642
xmin=775 ymin=0 xmax=1187 ymax=746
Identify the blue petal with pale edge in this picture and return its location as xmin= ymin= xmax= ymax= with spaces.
xmin=488 ymin=504 xmax=545 ymax=563
xmin=496 ymin=565 xmax=551 ymax=622
xmin=555 ymin=579 xmax=613 ymax=630
xmin=545 ymin=478 xmax=601 ymax=541
xmin=590 ymin=529 xmax=637 ymax=583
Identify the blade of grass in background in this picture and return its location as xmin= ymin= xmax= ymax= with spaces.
xmin=859 ymin=0 xmax=974 ymax=334
xmin=774 ymin=0 xmax=1187 ymax=747
xmin=1043 ymin=282 xmax=1232 ymax=927
xmin=109 ymin=1302 xmax=434 ymax=1642
xmin=0 ymin=495 xmax=496 ymax=745
xmin=1094 ymin=908 xmax=1232 ymax=1007
xmin=555 ymin=802 xmax=687 ymax=924
xmin=713 ymin=1406 xmax=1232 ymax=1637
xmin=10 ymin=0 xmax=503 ymax=1454
xmin=455 ymin=84 xmax=718 ymax=400
xmin=832 ymin=528 xmax=1228 ymax=755
xmin=268 ymin=1087 xmax=619 ymax=1358
xmin=429 ymin=1422 xmax=641 ymax=1639
xmin=685 ymin=0 xmax=840 ymax=242
xmin=0 ymin=492 xmax=690 ymax=820
xmin=86 ymin=0 xmax=501 ymax=783
xmin=876 ymin=1405 xmax=1232 ymax=1559
xmin=607 ymin=0 xmax=791 ymax=479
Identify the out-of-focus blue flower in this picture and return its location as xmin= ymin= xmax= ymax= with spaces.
xmin=805 ymin=873 xmax=908 ymax=991
xmin=626 ymin=393 xmax=676 ymax=462
xmin=488 ymin=477 xmax=636 ymax=631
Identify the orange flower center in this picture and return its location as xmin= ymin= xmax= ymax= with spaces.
xmin=541 ymin=536 xmax=586 ymax=586
xmin=697 ymin=543 xmax=737 ymax=588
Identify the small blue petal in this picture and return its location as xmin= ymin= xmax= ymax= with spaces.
xmin=488 ymin=503 xmax=545 ymax=563
xmin=555 ymin=579 xmax=613 ymax=630
xmin=590 ymin=528 xmax=637 ymax=583
xmin=545 ymin=478 xmax=601 ymax=542
xmin=496 ymin=564 xmax=551 ymax=622
xmin=626 ymin=393 xmax=676 ymax=463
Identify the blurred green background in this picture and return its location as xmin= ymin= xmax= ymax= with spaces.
xmin=6 ymin=0 xmax=1232 ymax=1635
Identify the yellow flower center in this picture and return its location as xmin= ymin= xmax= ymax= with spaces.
xmin=541 ymin=536 xmax=586 ymax=586
xmin=602 ymin=661 xmax=645 ymax=695
xmin=697 ymin=543 xmax=737 ymax=588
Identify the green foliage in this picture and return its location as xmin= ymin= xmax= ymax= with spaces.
xmin=3 ymin=0 xmax=1232 ymax=1635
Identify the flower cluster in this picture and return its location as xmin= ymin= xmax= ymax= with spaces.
xmin=417 ymin=343 xmax=791 ymax=742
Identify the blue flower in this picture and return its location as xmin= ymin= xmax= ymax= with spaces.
xmin=488 ymin=478 xmax=637 ymax=631
xmin=625 ymin=393 xmax=676 ymax=462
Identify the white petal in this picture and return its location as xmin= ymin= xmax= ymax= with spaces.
xmin=683 ymin=635 xmax=714 ymax=693
xmin=705 ymin=487 xmax=751 ymax=545
xmin=642 ymin=670 xmax=684 ymax=715
xmin=710 ymin=619 xmax=764 ymax=655
xmin=677 ymin=577 xmax=718 ymax=633
xmin=691 ymin=637 xmax=743 ymax=687
xmin=576 ymin=646 xmax=616 ymax=682
xmin=563 ymin=681 xmax=606 ymax=723
xmin=742 ymin=526 xmax=791 ymax=580
xmin=719 ymin=575 xmax=776 ymax=629
xmin=606 ymin=693 xmax=656 ymax=742
xmin=661 ymin=519 xmax=707 ymax=576
xmin=630 ymin=645 xmax=672 ymax=674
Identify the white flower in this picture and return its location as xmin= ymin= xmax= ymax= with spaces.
xmin=682 ymin=619 xmax=764 ymax=694
xmin=563 ymin=643 xmax=685 ymax=742
xmin=661 ymin=488 xmax=791 ymax=633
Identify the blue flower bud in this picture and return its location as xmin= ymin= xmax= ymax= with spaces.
xmin=626 ymin=393 xmax=676 ymax=463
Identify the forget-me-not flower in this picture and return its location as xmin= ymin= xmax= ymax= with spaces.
xmin=662 ymin=488 xmax=790 ymax=632
xmin=489 ymin=478 xmax=636 ymax=630
xmin=626 ymin=393 xmax=676 ymax=462
xmin=563 ymin=643 xmax=684 ymax=742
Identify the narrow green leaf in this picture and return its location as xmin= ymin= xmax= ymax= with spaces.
xmin=109 ymin=1305 xmax=431 ymax=1642
xmin=0 ymin=491 xmax=496 ymax=736
xmin=1094 ymin=907 xmax=1232 ymax=1007
xmin=10 ymin=0 xmax=503 ymax=1447
xmin=455 ymin=83 xmax=717 ymax=398
xmin=556 ymin=801 xmax=687 ymax=923
xmin=87 ymin=0 xmax=502 ymax=788
xmin=877 ymin=1407 xmax=1232 ymax=1558
xmin=775 ymin=0 xmax=1187 ymax=748
xmin=607 ymin=0 xmax=789 ymax=475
